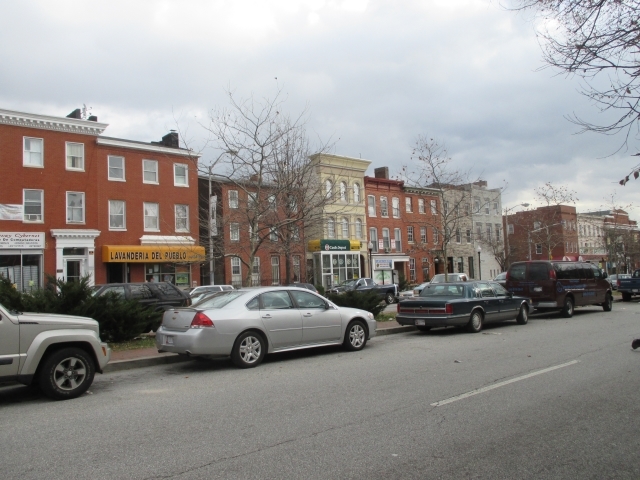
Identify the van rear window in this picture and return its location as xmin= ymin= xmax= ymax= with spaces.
xmin=509 ymin=264 xmax=526 ymax=281
xmin=529 ymin=263 xmax=549 ymax=281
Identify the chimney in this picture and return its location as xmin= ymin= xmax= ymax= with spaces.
xmin=66 ymin=108 xmax=82 ymax=119
xmin=162 ymin=130 xmax=179 ymax=148
xmin=87 ymin=115 xmax=98 ymax=122
xmin=473 ymin=180 xmax=488 ymax=188
xmin=374 ymin=167 xmax=389 ymax=179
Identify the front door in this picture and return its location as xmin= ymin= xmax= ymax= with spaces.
xmin=65 ymin=259 xmax=83 ymax=283
xmin=476 ymin=282 xmax=501 ymax=322
xmin=0 ymin=309 xmax=20 ymax=378
xmin=259 ymin=291 xmax=303 ymax=349
xmin=493 ymin=283 xmax=518 ymax=320
xmin=291 ymin=290 xmax=342 ymax=344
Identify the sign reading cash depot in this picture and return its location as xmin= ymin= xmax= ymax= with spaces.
xmin=307 ymin=239 xmax=362 ymax=252
xmin=102 ymin=245 xmax=206 ymax=263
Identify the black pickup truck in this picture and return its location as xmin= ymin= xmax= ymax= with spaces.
xmin=617 ymin=270 xmax=640 ymax=301
xmin=328 ymin=278 xmax=399 ymax=304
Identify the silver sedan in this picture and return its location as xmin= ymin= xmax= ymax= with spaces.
xmin=156 ymin=286 xmax=377 ymax=368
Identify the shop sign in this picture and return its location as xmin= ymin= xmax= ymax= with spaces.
xmin=374 ymin=259 xmax=393 ymax=270
xmin=0 ymin=232 xmax=45 ymax=249
xmin=102 ymin=245 xmax=206 ymax=263
xmin=308 ymin=239 xmax=360 ymax=252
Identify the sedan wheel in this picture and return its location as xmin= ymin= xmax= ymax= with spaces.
xmin=344 ymin=320 xmax=367 ymax=351
xmin=231 ymin=332 xmax=266 ymax=368
xmin=516 ymin=304 xmax=529 ymax=325
xmin=466 ymin=310 xmax=483 ymax=333
xmin=38 ymin=348 xmax=95 ymax=400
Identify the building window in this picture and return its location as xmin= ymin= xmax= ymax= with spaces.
xmin=392 ymin=197 xmax=400 ymax=218
xmin=325 ymin=179 xmax=333 ymax=199
xmin=174 ymin=163 xmax=188 ymax=186
xmin=108 ymin=156 xmax=125 ymax=181
xmin=293 ymin=256 xmax=301 ymax=282
xmin=251 ymin=257 xmax=260 ymax=286
xmin=536 ymin=244 xmax=542 ymax=255
xmin=340 ymin=182 xmax=348 ymax=202
xmin=23 ymin=189 xmax=43 ymax=222
xmin=368 ymin=195 xmax=376 ymax=216
xmin=418 ymin=198 xmax=425 ymax=214
xmin=474 ymin=198 xmax=480 ymax=213
xmin=143 ymin=202 xmax=159 ymax=230
xmin=433 ymin=228 xmax=439 ymax=244
xmin=23 ymin=137 xmax=43 ymax=167
xmin=229 ymin=190 xmax=239 ymax=209
xmin=271 ymin=256 xmax=280 ymax=285
xmin=287 ymin=194 xmax=297 ymax=213
xmin=394 ymin=228 xmax=401 ymax=251
xmin=476 ymin=222 xmax=483 ymax=240
xmin=109 ymin=200 xmax=126 ymax=230
xmin=420 ymin=227 xmax=427 ymax=243
xmin=493 ymin=202 xmax=499 ymax=215
xmin=443 ymin=202 xmax=449 ymax=215
xmin=406 ymin=197 xmax=412 ymax=213
xmin=466 ymin=229 xmax=472 ymax=244
xmin=292 ymin=225 xmax=300 ymax=241
xmin=369 ymin=228 xmax=378 ymax=253
xmin=382 ymin=228 xmax=390 ymax=250
xmin=341 ymin=217 xmax=349 ymax=239
xmin=355 ymin=218 xmax=362 ymax=239
xmin=66 ymin=192 xmax=85 ymax=223
xmin=270 ymin=227 xmax=278 ymax=242
xmin=486 ymin=223 xmax=492 ymax=239
xmin=495 ymin=224 xmax=501 ymax=241
xmin=66 ymin=142 xmax=84 ymax=170
xmin=248 ymin=192 xmax=257 ymax=208
xmin=534 ymin=221 xmax=541 ymax=229
xmin=327 ymin=218 xmax=335 ymax=238
xmin=430 ymin=200 xmax=437 ymax=215
xmin=484 ymin=199 xmax=490 ymax=215
xmin=456 ymin=229 xmax=461 ymax=243
xmin=381 ymin=197 xmax=389 ymax=217
xmin=143 ymin=159 xmax=158 ymax=183
xmin=353 ymin=183 xmax=361 ymax=203
xmin=407 ymin=226 xmax=414 ymax=243
xmin=508 ymin=224 xmax=514 ymax=235
xmin=268 ymin=194 xmax=276 ymax=210
xmin=175 ymin=204 xmax=189 ymax=232
xmin=409 ymin=258 xmax=416 ymax=282
xmin=231 ymin=257 xmax=242 ymax=287
xmin=230 ymin=223 xmax=240 ymax=242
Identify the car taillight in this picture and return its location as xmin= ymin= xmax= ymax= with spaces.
xmin=549 ymin=268 xmax=557 ymax=280
xmin=190 ymin=312 xmax=214 ymax=328
xmin=445 ymin=304 xmax=453 ymax=314
xmin=505 ymin=271 xmax=510 ymax=281
xmin=617 ymin=279 xmax=621 ymax=287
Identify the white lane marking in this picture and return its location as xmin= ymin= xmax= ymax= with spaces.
xmin=431 ymin=360 xmax=580 ymax=407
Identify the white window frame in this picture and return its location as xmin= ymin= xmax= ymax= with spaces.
xmin=23 ymin=189 xmax=43 ymax=222
xmin=433 ymin=228 xmax=439 ymax=244
xmin=394 ymin=228 xmax=401 ymax=251
xmin=325 ymin=179 xmax=333 ymax=199
xmin=407 ymin=226 xmax=414 ymax=243
xmin=268 ymin=194 xmax=276 ymax=211
xmin=293 ymin=256 xmax=301 ymax=282
xmin=392 ymin=197 xmax=400 ymax=218
xmin=340 ymin=181 xmax=348 ymax=203
xmin=382 ymin=228 xmax=390 ymax=250
xmin=353 ymin=183 xmax=361 ymax=203
xmin=430 ymin=200 xmax=437 ymax=215
xmin=327 ymin=218 xmax=335 ymax=238
xmin=271 ymin=256 xmax=280 ymax=285
xmin=143 ymin=202 xmax=159 ymax=231
xmin=508 ymin=224 xmax=514 ymax=235
xmin=380 ymin=197 xmax=389 ymax=217
xmin=175 ymin=204 xmax=189 ymax=232
xmin=109 ymin=200 xmax=126 ymax=230
xmin=174 ymin=163 xmax=188 ymax=187
xmin=368 ymin=195 xmax=376 ymax=217
xmin=229 ymin=190 xmax=239 ymax=209
xmin=270 ymin=227 xmax=278 ymax=242
xmin=536 ymin=244 xmax=542 ymax=255
xmin=341 ymin=217 xmax=349 ymax=239
xmin=230 ymin=223 xmax=240 ymax=242
xmin=355 ymin=218 xmax=362 ymax=239
xmin=23 ymin=137 xmax=43 ymax=167
xmin=369 ymin=228 xmax=378 ymax=253
xmin=231 ymin=257 xmax=242 ymax=287
xmin=409 ymin=258 xmax=416 ymax=282
xmin=66 ymin=191 xmax=85 ymax=224
xmin=65 ymin=142 xmax=84 ymax=171
xmin=108 ymin=155 xmax=125 ymax=181
xmin=420 ymin=227 xmax=427 ymax=243
xmin=251 ymin=257 xmax=261 ymax=286
xmin=418 ymin=198 xmax=425 ymax=214
xmin=405 ymin=197 xmax=412 ymax=213
xmin=143 ymin=159 xmax=159 ymax=184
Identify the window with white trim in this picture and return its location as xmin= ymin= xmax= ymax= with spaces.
xmin=340 ymin=182 xmax=348 ymax=202
xmin=508 ymin=224 xmax=514 ymax=234
xmin=409 ymin=258 xmax=416 ymax=282
xmin=66 ymin=142 xmax=84 ymax=170
xmin=369 ymin=228 xmax=378 ymax=253
xmin=341 ymin=217 xmax=349 ymax=239
xmin=248 ymin=192 xmax=257 ymax=208
xmin=251 ymin=257 xmax=260 ymax=286
xmin=418 ymin=198 xmax=425 ymax=214
xmin=23 ymin=137 xmax=43 ymax=167
xmin=66 ymin=192 xmax=85 ymax=223
xmin=268 ymin=194 xmax=276 ymax=211
xmin=292 ymin=225 xmax=300 ymax=241
xmin=456 ymin=229 xmax=461 ymax=243
xmin=392 ymin=197 xmax=400 ymax=218
xmin=175 ymin=204 xmax=189 ymax=232
xmin=270 ymin=227 xmax=278 ymax=242
xmin=229 ymin=190 xmax=239 ymax=209
xmin=430 ymin=200 xmax=436 ymax=215
xmin=143 ymin=202 xmax=159 ymax=230
xmin=382 ymin=228 xmax=390 ymax=250
xmin=271 ymin=256 xmax=280 ymax=285
xmin=466 ymin=229 xmax=472 ymax=244
xmin=293 ymin=256 xmax=301 ymax=282
xmin=407 ymin=226 xmax=414 ymax=243
xmin=355 ymin=218 xmax=362 ymax=239
xmin=353 ymin=183 xmax=361 ymax=203
xmin=476 ymin=222 xmax=483 ymax=239
xmin=433 ymin=228 xmax=439 ymax=244
xmin=536 ymin=244 xmax=542 ymax=255
xmin=230 ymin=223 xmax=240 ymax=242
xmin=143 ymin=159 xmax=158 ymax=183
xmin=495 ymin=224 xmax=501 ymax=241
xmin=109 ymin=200 xmax=126 ymax=230
xmin=325 ymin=179 xmax=333 ymax=199
xmin=486 ymin=223 xmax=492 ymax=239
xmin=420 ymin=226 xmax=427 ymax=243
xmin=368 ymin=195 xmax=376 ymax=216
xmin=231 ymin=257 xmax=242 ymax=287
xmin=394 ymin=228 xmax=401 ymax=251
xmin=108 ymin=156 xmax=125 ymax=181
xmin=380 ymin=197 xmax=389 ymax=217
xmin=174 ymin=163 xmax=188 ymax=186
xmin=405 ymin=197 xmax=412 ymax=213
xmin=23 ymin=189 xmax=43 ymax=222
xmin=327 ymin=218 xmax=335 ymax=238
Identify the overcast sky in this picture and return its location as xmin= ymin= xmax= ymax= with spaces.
xmin=2 ymin=0 xmax=638 ymax=216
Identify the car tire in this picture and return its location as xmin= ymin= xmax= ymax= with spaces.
xmin=516 ymin=304 xmax=529 ymax=325
xmin=466 ymin=310 xmax=483 ymax=333
xmin=561 ymin=296 xmax=574 ymax=318
xmin=385 ymin=293 xmax=395 ymax=305
xmin=602 ymin=293 xmax=613 ymax=312
xmin=231 ymin=331 xmax=266 ymax=368
xmin=344 ymin=320 xmax=367 ymax=351
xmin=416 ymin=326 xmax=431 ymax=332
xmin=38 ymin=348 xmax=95 ymax=401
xmin=622 ymin=292 xmax=632 ymax=302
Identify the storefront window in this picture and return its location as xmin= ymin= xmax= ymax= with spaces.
xmin=145 ymin=263 xmax=191 ymax=288
xmin=0 ymin=253 xmax=42 ymax=292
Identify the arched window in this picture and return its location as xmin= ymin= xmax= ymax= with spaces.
xmin=353 ymin=183 xmax=360 ymax=203
xmin=327 ymin=218 xmax=335 ymax=238
xmin=341 ymin=217 xmax=349 ymax=238
xmin=325 ymin=180 xmax=333 ymax=199
xmin=355 ymin=218 xmax=362 ymax=239
xmin=340 ymin=182 xmax=348 ymax=202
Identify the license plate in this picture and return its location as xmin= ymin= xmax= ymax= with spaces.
xmin=415 ymin=319 xmax=426 ymax=326
xmin=633 ymin=289 xmax=639 ymax=293
xmin=165 ymin=335 xmax=174 ymax=346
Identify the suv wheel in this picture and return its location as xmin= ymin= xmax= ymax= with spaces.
xmin=38 ymin=348 xmax=96 ymax=400
xmin=602 ymin=293 xmax=613 ymax=312
xmin=561 ymin=296 xmax=574 ymax=318
xmin=385 ymin=293 xmax=395 ymax=305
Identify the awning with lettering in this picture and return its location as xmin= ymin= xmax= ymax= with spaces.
xmin=102 ymin=245 xmax=206 ymax=263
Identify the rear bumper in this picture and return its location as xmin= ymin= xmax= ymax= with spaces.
xmin=396 ymin=314 xmax=469 ymax=327
xmin=155 ymin=326 xmax=235 ymax=356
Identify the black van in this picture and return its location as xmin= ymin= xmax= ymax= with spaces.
xmin=505 ymin=261 xmax=612 ymax=317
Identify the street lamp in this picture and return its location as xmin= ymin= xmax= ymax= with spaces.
xmin=368 ymin=241 xmax=374 ymax=278
xmin=504 ymin=203 xmax=530 ymax=269
xmin=528 ymin=222 xmax=564 ymax=260
xmin=477 ymin=245 xmax=482 ymax=280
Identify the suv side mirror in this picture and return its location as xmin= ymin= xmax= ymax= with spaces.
xmin=602 ymin=271 xmax=608 ymax=279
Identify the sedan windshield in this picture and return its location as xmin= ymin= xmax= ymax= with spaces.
xmin=420 ymin=284 xmax=466 ymax=297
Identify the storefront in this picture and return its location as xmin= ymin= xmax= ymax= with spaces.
xmin=308 ymin=239 xmax=363 ymax=291
xmin=102 ymin=244 xmax=206 ymax=289
xmin=370 ymin=254 xmax=410 ymax=285
xmin=0 ymin=232 xmax=44 ymax=292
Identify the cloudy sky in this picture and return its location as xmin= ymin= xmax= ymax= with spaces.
xmin=2 ymin=0 xmax=638 ymax=215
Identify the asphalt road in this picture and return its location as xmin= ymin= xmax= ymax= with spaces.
xmin=2 ymin=301 xmax=640 ymax=479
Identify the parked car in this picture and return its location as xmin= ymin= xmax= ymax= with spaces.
xmin=396 ymin=281 xmax=531 ymax=333
xmin=429 ymin=273 xmax=469 ymax=283
xmin=412 ymin=282 xmax=430 ymax=296
xmin=327 ymin=278 xmax=398 ymax=304
xmin=0 ymin=302 xmax=111 ymax=400
xmin=505 ymin=261 xmax=611 ymax=317
xmin=617 ymin=271 xmax=640 ymax=301
xmin=608 ymin=273 xmax=631 ymax=292
xmin=92 ymin=282 xmax=191 ymax=311
xmin=189 ymin=285 xmax=234 ymax=297
xmin=493 ymin=272 xmax=507 ymax=286
xmin=156 ymin=286 xmax=377 ymax=368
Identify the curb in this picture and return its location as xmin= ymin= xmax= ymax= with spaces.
xmin=102 ymin=325 xmax=416 ymax=373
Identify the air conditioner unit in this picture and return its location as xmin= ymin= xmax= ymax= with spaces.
xmin=384 ymin=248 xmax=390 ymax=253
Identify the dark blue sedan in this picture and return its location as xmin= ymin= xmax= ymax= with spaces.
xmin=396 ymin=281 xmax=532 ymax=333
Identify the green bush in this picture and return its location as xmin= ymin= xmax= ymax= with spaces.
xmin=316 ymin=284 xmax=325 ymax=296
xmin=0 ymin=275 xmax=161 ymax=343
xmin=326 ymin=289 xmax=387 ymax=317
xmin=397 ymin=273 xmax=410 ymax=293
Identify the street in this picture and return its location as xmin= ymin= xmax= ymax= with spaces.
xmin=2 ymin=302 xmax=640 ymax=479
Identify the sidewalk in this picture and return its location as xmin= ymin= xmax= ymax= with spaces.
xmin=104 ymin=321 xmax=415 ymax=373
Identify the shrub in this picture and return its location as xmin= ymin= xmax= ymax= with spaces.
xmin=397 ymin=273 xmax=410 ymax=293
xmin=316 ymin=284 xmax=325 ymax=296
xmin=326 ymin=289 xmax=387 ymax=317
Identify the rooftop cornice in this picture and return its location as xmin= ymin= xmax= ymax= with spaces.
xmin=0 ymin=108 xmax=108 ymax=135
xmin=97 ymin=137 xmax=200 ymax=157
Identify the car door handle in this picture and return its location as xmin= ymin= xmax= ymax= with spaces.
xmin=261 ymin=314 xmax=272 ymax=318
xmin=302 ymin=313 xmax=313 ymax=317
xmin=0 ymin=358 xmax=13 ymax=365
